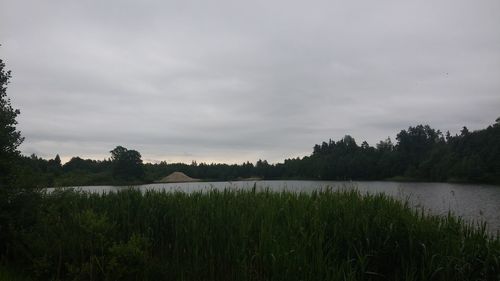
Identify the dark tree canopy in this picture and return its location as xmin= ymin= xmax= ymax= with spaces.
xmin=0 ymin=57 xmax=24 ymax=186
xmin=110 ymin=146 xmax=144 ymax=181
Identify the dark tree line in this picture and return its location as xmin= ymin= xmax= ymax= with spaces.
xmin=144 ymin=122 xmax=500 ymax=184
xmin=306 ymin=124 xmax=500 ymax=183
xmin=11 ymin=148 xmax=144 ymax=187
xmin=10 ymin=120 xmax=500 ymax=187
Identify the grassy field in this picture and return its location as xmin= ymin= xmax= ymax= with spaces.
xmin=0 ymin=188 xmax=499 ymax=281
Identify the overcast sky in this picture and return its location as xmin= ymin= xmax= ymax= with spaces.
xmin=1 ymin=0 xmax=499 ymax=163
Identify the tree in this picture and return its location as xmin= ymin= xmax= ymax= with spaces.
xmin=47 ymin=154 xmax=62 ymax=175
xmin=376 ymin=137 xmax=394 ymax=152
xmin=395 ymin=125 xmax=442 ymax=170
xmin=460 ymin=126 xmax=469 ymax=136
xmin=360 ymin=141 xmax=370 ymax=150
xmin=110 ymin=146 xmax=144 ymax=181
xmin=0 ymin=56 xmax=24 ymax=186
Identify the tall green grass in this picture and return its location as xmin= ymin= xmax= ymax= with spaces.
xmin=0 ymin=265 xmax=32 ymax=281
xmin=1 ymin=188 xmax=499 ymax=280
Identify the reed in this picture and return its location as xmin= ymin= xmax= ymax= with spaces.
xmin=1 ymin=188 xmax=499 ymax=280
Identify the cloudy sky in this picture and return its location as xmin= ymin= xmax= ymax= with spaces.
xmin=1 ymin=0 xmax=499 ymax=164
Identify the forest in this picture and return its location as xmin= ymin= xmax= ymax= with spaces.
xmin=7 ymin=121 xmax=500 ymax=188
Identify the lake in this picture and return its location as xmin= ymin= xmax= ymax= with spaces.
xmin=51 ymin=180 xmax=500 ymax=233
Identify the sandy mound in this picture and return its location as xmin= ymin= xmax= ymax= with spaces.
xmin=236 ymin=177 xmax=262 ymax=181
xmin=158 ymin=172 xmax=200 ymax=183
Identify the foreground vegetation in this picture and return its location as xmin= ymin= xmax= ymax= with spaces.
xmin=1 ymin=188 xmax=499 ymax=281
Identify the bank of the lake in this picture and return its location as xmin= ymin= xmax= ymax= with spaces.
xmin=1 ymin=188 xmax=499 ymax=281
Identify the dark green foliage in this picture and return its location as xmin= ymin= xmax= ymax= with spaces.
xmin=293 ymin=123 xmax=500 ymax=184
xmin=110 ymin=146 xmax=144 ymax=182
xmin=0 ymin=57 xmax=24 ymax=187
xmin=1 ymin=189 xmax=499 ymax=281
xmin=0 ymin=265 xmax=32 ymax=281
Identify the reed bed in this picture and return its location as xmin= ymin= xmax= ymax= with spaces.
xmin=1 ymin=188 xmax=499 ymax=281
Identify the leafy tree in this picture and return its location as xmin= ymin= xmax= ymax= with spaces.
xmin=395 ymin=125 xmax=443 ymax=174
xmin=460 ymin=126 xmax=469 ymax=136
xmin=47 ymin=154 xmax=62 ymax=174
xmin=110 ymin=146 xmax=144 ymax=181
xmin=0 ymin=56 xmax=24 ymax=186
xmin=376 ymin=137 xmax=394 ymax=152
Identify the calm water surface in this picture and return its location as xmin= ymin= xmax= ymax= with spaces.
xmin=51 ymin=181 xmax=500 ymax=233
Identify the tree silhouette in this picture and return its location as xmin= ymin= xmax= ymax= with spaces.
xmin=0 ymin=56 xmax=24 ymax=186
xmin=110 ymin=146 xmax=144 ymax=181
